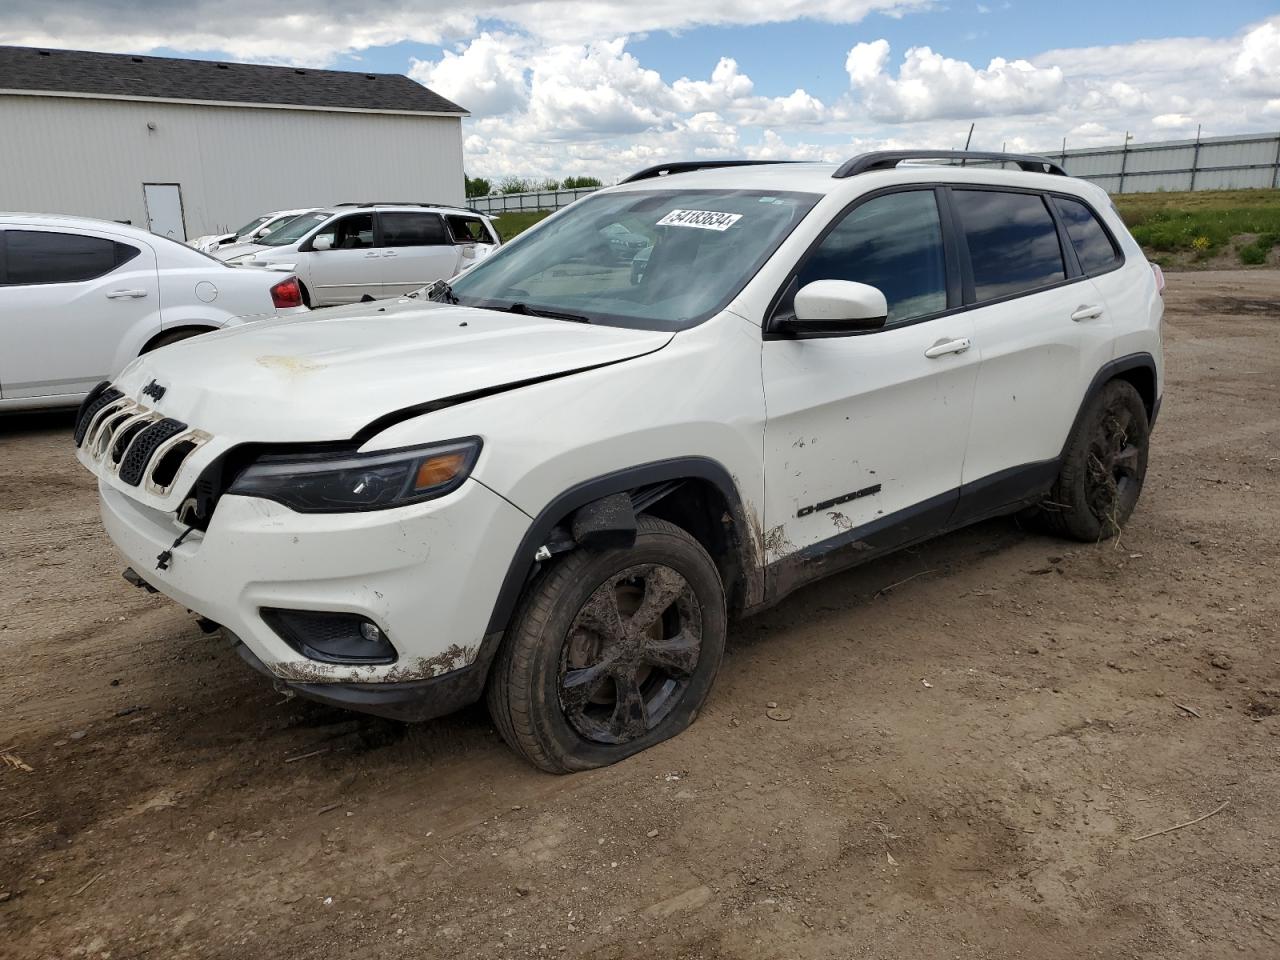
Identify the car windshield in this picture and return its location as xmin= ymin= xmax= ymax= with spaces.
xmin=257 ymin=210 xmax=331 ymax=247
xmin=447 ymin=189 xmax=820 ymax=330
xmin=232 ymin=215 xmax=271 ymax=237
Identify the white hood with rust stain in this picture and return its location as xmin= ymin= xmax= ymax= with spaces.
xmin=112 ymin=299 xmax=673 ymax=443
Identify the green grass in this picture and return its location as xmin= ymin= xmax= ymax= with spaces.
xmin=1113 ymin=189 xmax=1280 ymax=263
xmin=492 ymin=209 xmax=553 ymax=241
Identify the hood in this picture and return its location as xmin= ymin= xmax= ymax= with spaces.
xmin=112 ymin=299 xmax=673 ymax=443
xmin=214 ymin=241 xmax=269 ymax=261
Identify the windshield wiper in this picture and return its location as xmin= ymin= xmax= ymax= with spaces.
xmin=502 ymin=302 xmax=592 ymax=324
xmin=425 ymin=279 xmax=459 ymax=304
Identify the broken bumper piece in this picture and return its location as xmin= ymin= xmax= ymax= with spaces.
xmin=229 ymin=629 xmax=499 ymax=723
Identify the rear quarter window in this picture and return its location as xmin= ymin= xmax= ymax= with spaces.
xmin=1053 ymin=196 xmax=1122 ymax=275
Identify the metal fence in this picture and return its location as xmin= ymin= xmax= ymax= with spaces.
xmin=469 ymin=186 xmax=599 ymax=214
xmin=470 ymin=132 xmax=1280 ymax=211
xmin=1043 ymin=131 xmax=1280 ymax=194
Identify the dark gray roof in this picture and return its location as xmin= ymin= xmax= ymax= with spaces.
xmin=0 ymin=45 xmax=467 ymax=115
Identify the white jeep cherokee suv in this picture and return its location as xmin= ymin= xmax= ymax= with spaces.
xmin=75 ymin=152 xmax=1163 ymax=773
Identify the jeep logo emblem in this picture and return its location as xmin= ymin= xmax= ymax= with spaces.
xmin=142 ymin=379 xmax=167 ymax=402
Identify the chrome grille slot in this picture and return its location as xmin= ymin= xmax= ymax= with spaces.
xmin=144 ymin=430 xmax=211 ymax=495
xmin=87 ymin=400 xmax=139 ymax=459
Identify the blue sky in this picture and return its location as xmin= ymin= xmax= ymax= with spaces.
xmin=4 ymin=0 xmax=1280 ymax=179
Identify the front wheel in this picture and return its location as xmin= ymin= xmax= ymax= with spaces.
xmin=1040 ymin=379 xmax=1150 ymax=542
xmin=487 ymin=516 xmax=727 ymax=773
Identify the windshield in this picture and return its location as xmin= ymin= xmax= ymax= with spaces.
xmin=232 ymin=215 xmax=271 ymax=238
xmin=257 ymin=210 xmax=331 ymax=247
xmin=447 ymin=189 xmax=820 ymax=330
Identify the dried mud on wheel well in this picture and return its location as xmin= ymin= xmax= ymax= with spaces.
xmin=2 ymin=271 xmax=1280 ymax=959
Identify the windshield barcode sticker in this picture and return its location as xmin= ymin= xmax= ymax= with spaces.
xmin=656 ymin=209 xmax=742 ymax=231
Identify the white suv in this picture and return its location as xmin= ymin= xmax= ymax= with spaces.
xmin=218 ymin=203 xmax=501 ymax=307
xmin=75 ymin=152 xmax=1163 ymax=772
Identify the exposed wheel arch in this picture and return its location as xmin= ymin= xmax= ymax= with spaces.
xmin=141 ymin=325 xmax=218 ymax=354
xmin=484 ymin=458 xmax=759 ymax=644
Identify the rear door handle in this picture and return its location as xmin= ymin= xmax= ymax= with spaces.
xmin=381 ymin=250 xmax=398 ymax=257
xmin=105 ymin=289 xmax=148 ymax=300
xmin=1071 ymin=304 xmax=1104 ymax=322
xmin=924 ymin=337 xmax=972 ymax=359
xmin=366 ymin=250 xmax=383 ymax=258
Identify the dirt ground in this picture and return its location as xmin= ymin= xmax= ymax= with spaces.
xmin=2 ymin=270 xmax=1278 ymax=959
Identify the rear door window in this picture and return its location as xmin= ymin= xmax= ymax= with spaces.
xmin=1052 ymin=196 xmax=1121 ymax=275
xmin=952 ymin=190 xmax=1066 ymax=302
xmin=793 ymin=189 xmax=948 ymax=325
xmin=446 ymin=215 xmax=495 ymax=244
xmin=1 ymin=230 xmax=140 ymax=286
xmin=379 ymin=212 xmax=449 ymax=247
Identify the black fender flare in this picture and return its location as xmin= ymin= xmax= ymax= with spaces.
xmin=1058 ymin=352 xmax=1160 ymax=462
xmin=483 ymin=456 xmax=757 ymax=641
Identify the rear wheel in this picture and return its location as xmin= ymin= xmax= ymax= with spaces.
xmin=1040 ymin=379 xmax=1150 ymax=541
xmin=487 ymin=516 xmax=726 ymax=773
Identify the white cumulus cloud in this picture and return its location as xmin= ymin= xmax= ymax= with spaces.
xmin=845 ymin=41 xmax=1066 ymax=121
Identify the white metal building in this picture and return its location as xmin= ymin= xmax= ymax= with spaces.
xmin=0 ymin=46 xmax=468 ymax=240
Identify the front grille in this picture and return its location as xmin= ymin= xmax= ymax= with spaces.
xmin=76 ymin=390 xmax=210 ymax=495
xmin=74 ymin=385 xmax=123 ymax=446
xmin=119 ymin=419 xmax=189 ymax=486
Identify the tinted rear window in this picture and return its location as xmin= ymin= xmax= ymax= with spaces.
xmin=953 ymin=190 xmax=1065 ymax=301
xmin=1053 ymin=196 xmax=1121 ymax=275
xmin=380 ymin=212 xmax=449 ymax=247
xmin=2 ymin=230 xmax=140 ymax=286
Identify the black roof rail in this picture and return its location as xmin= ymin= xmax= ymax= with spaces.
xmin=333 ymin=202 xmax=490 ymax=216
xmin=833 ymin=150 xmax=1067 ymax=179
xmin=619 ymin=160 xmax=800 ymax=184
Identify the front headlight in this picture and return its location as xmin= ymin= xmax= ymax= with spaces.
xmin=227 ymin=438 xmax=481 ymax=512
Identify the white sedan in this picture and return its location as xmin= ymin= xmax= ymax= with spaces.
xmin=0 ymin=213 xmax=307 ymax=411
xmin=189 ymin=208 xmax=310 ymax=254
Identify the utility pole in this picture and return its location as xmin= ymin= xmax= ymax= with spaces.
xmin=1189 ymin=123 xmax=1202 ymax=192
xmin=1118 ymin=131 xmax=1134 ymax=195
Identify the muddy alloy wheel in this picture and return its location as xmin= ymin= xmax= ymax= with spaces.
xmin=1085 ymin=400 xmax=1143 ymax=528
xmin=558 ymin=564 xmax=703 ymax=745
xmin=487 ymin=516 xmax=727 ymax=773
xmin=1040 ymin=379 xmax=1150 ymax=542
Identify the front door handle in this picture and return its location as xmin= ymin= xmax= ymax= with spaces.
xmin=105 ymin=289 xmax=148 ymax=300
xmin=924 ymin=337 xmax=972 ymax=359
xmin=366 ymin=250 xmax=382 ymax=258
xmin=1071 ymin=304 xmax=1104 ymax=322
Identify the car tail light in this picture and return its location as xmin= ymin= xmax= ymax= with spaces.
xmin=1150 ymin=261 xmax=1165 ymax=296
xmin=270 ymin=275 xmax=303 ymax=309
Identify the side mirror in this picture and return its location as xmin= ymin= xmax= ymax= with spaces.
xmin=781 ymin=280 xmax=888 ymax=337
xmin=311 ymin=235 xmax=333 ymax=251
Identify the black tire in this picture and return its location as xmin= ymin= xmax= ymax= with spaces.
xmin=1040 ymin=379 xmax=1150 ymax=542
xmin=487 ymin=515 xmax=727 ymax=774
xmin=144 ymin=328 xmax=211 ymax=352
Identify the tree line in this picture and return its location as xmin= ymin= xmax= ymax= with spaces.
xmin=465 ymin=175 xmax=604 ymax=198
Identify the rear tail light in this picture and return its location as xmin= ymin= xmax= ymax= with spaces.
xmin=1150 ymin=261 xmax=1165 ymax=296
xmin=270 ymin=275 xmax=303 ymax=309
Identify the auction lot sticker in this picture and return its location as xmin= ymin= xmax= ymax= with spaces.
xmin=657 ymin=209 xmax=743 ymax=231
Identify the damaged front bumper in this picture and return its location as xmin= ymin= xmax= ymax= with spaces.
xmin=228 ymin=629 xmax=500 ymax=722
xmin=98 ymin=476 xmax=530 ymax=707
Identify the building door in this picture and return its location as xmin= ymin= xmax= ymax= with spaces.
xmin=143 ymin=183 xmax=186 ymax=241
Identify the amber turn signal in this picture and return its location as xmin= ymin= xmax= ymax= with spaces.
xmin=414 ymin=452 xmax=467 ymax=490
